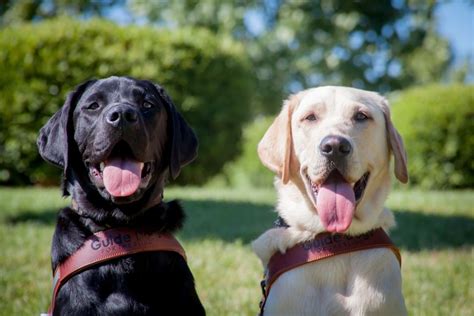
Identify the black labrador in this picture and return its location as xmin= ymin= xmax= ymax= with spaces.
xmin=37 ymin=76 xmax=205 ymax=315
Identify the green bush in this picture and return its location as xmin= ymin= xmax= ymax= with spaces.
xmin=0 ymin=17 xmax=253 ymax=185
xmin=215 ymin=116 xmax=275 ymax=188
xmin=391 ymin=84 xmax=474 ymax=189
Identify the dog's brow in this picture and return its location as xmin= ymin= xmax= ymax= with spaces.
xmin=312 ymin=102 xmax=324 ymax=108
xmin=351 ymin=102 xmax=369 ymax=111
xmin=301 ymin=102 xmax=325 ymax=111
xmin=85 ymin=92 xmax=106 ymax=102
xmin=131 ymin=88 xmax=145 ymax=98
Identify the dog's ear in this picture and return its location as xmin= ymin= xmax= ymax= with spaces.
xmin=258 ymin=94 xmax=300 ymax=184
xmin=381 ymin=99 xmax=408 ymax=183
xmin=156 ymin=85 xmax=198 ymax=180
xmin=37 ymin=80 xmax=96 ymax=191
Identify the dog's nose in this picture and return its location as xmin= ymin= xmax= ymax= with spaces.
xmin=106 ymin=106 xmax=138 ymax=127
xmin=319 ymin=135 xmax=352 ymax=159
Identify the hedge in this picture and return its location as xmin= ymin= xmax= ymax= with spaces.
xmin=0 ymin=17 xmax=254 ymax=185
xmin=217 ymin=116 xmax=275 ymax=188
xmin=391 ymin=84 xmax=474 ymax=189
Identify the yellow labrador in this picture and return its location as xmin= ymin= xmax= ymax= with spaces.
xmin=252 ymin=86 xmax=408 ymax=315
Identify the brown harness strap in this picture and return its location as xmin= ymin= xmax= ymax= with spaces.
xmin=259 ymin=228 xmax=401 ymax=315
xmin=48 ymin=228 xmax=186 ymax=314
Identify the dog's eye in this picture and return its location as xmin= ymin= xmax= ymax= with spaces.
xmin=87 ymin=102 xmax=100 ymax=110
xmin=143 ymin=101 xmax=154 ymax=109
xmin=305 ymin=114 xmax=317 ymax=122
xmin=354 ymin=112 xmax=369 ymax=122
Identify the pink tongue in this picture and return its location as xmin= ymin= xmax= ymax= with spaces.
xmin=103 ymin=158 xmax=143 ymax=197
xmin=316 ymin=172 xmax=355 ymax=233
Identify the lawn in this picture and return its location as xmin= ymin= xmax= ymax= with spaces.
xmin=0 ymin=187 xmax=472 ymax=315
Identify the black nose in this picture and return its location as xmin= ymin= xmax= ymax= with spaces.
xmin=319 ymin=135 xmax=352 ymax=159
xmin=105 ymin=105 xmax=138 ymax=127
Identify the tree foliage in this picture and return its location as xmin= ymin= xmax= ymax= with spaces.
xmin=131 ymin=0 xmax=451 ymax=113
xmin=1 ymin=1 xmax=454 ymax=114
xmin=0 ymin=0 xmax=124 ymax=25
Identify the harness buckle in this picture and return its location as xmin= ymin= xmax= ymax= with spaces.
xmin=260 ymin=278 xmax=266 ymax=297
xmin=258 ymin=276 xmax=268 ymax=315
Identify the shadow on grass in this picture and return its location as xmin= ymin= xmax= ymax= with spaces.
xmin=180 ymin=200 xmax=275 ymax=244
xmin=391 ymin=209 xmax=474 ymax=252
xmin=5 ymin=200 xmax=474 ymax=251
xmin=5 ymin=209 xmax=58 ymax=225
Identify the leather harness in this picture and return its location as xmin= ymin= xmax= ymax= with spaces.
xmin=46 ymin=227 xmax=186 ymax=315
xmin=259 ymin=227 xmax=401 ymax=315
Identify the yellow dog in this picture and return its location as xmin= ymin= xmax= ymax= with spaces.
xmin=253 ymin=86 xmax=408 ymax=315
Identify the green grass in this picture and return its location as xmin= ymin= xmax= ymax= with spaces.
xmin=0 ymin=187 xmax=473 ymax=315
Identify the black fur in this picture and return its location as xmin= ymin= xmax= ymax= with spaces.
xmin=38 ymin=77 xmax=204 ymax=315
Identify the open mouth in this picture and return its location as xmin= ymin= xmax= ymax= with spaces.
xmin=305 ymin=170 xmax=370 ymax=233
xmin=88 ymin=141 xmax=154 ymax=198
xmin=310 ymin=171 xmax=370 ymax=204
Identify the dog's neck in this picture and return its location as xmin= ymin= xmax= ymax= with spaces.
xmin=66 ymin=170 xmax=170 ymax=227
xmin=274 ymin=166 xmax=396 ymax=237
xmin=68 ymin=184 xmax=183 ymax=234
xmin=70 ymin=198 xmax=185 ymax=235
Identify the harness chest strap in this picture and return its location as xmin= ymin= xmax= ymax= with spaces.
xmin=47 ymin=228 xmax=186 ymax=315
xmin=260 ymin=228 xmax=401 ymax=314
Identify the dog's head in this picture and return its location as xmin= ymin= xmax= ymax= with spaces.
xmin=258 ymin=86 xmax=407 ymax=233
xmin=38 ymin=76 xmax=197 ymax=217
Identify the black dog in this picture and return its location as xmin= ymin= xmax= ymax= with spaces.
xmin=37 ymin=76 xmax=205 ymax=315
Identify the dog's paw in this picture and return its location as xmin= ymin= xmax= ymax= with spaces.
xmin=252 ymin=228 xmax=287 ymax=266
xmin=275 ymin=227 xmax=314 ymax=254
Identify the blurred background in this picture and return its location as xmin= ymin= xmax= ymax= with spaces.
xmin=0 ymin=1 xmax=472 ymax=315
xmin=0 ymin=0 xmax=472 ymax=189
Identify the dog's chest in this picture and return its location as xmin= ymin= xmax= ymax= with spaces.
xmin=264 ymin=248 xmax=403 ymax=315
xmin=69 ymin=253 xmax=170 ymax=287
xmin=55 ymin=251 xmax=181 ymax=311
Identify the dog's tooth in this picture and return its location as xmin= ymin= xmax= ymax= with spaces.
xmin=100 ymin=162 xmax=105 ymax=171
